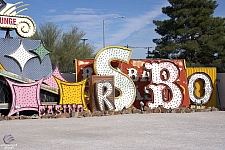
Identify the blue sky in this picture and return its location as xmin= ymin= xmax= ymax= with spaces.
xmin=1 ymin=0 xmax=225 ymax=59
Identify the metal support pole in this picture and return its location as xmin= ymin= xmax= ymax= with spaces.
xmin=103 ymin=16 xmax=125 ymax=48
xmin=81 ymin=38 xmax=88 ymax=51
xmin=103 ymin=20 xmax=105 ymax=48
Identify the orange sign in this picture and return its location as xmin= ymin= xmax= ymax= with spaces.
xmin=75 ymin=59 xmax=190 ymax=108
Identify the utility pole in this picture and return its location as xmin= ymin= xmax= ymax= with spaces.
xmin=81 ymin=38 xmax=88 ymax=44
xmin=125 ymin=44 xmax=153 ymax=59
xmin=146 ymin=47 xmax=153 ymax=59
xmin=81 ymin=39 xmax=88 ymax=50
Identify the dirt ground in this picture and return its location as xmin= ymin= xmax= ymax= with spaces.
xmin=0 ymin=111 xmax=225 ymax=150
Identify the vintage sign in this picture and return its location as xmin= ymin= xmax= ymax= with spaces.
xmin=39 ymin=104 xmax=84 ymax=116
xmin=0 ymin=0 xmax=36 ymax=37
xmin=75 ymin=47 xmax=217 ymax=111
xmin=75 ymin=46 xmax=192 ymax=109
xmin=186 ymin=68 xmax=216 ymax=107
xmin=0 ymin=44 xmax=216 ymax=116
xmin=89 ymin=75 xmax=115 ymax=112
xmin=94 ymin=47 xmax=136 ymax=110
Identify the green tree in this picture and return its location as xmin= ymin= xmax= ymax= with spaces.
xmin=30 ymin=22 xmax=95 ymax=72
xmin=152 ymin=0 xmax=225 ymax=71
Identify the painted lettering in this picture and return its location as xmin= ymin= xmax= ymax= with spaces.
xmin=0 ymin=17 xmax=16 ymax=25
xmin=81 ymin=67 xmax=93 ymax=79
xmin=127 ymin=68 xmax=139 ymax=82
xmin=38 ymin=104 xmax=80 ymax=116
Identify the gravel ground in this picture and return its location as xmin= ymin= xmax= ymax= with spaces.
xmin=0 ymin=111 xmax=225 ymax=150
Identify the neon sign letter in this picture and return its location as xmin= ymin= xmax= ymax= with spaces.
xmin=145 ymin=61 xmax=183 ymax=109
xmin=94 ymin=46 xmax=136 ymax=111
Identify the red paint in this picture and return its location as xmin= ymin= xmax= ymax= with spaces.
xmin=0 ymin=17 xmax=16 ymax=25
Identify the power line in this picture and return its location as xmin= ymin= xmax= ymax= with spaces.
xmin=124 ymin=44 xmax=153 ymax=59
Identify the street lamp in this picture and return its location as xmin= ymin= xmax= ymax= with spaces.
xmin=103 ymin=16 xmax=125 ymax=48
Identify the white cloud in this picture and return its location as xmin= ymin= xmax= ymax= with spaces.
xmin=71 ymin=8 xmax=97 ymax=14
xmin=48 ymin=9 xmax=56 ymax=13
xmin=106 ymin=9 xmax=163 ymax=45
xmin=40 ymin=1 xmax=169 ymax=56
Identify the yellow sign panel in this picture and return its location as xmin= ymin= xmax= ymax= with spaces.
xmin=54 ymin=76 xmax=88 ymax=111
xmin=186 ymin=67 xmax=217 ymax=107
